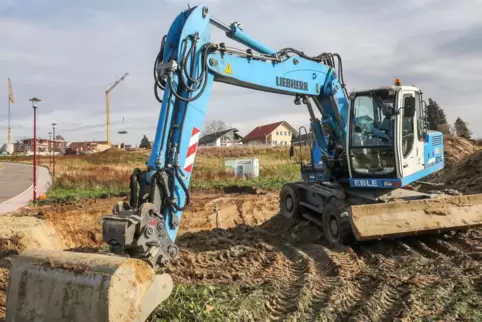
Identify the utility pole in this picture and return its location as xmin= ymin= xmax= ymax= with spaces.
xmin=48 ymin=132 xmax=52 ymax=170
xmin=8 ymin=79 xmax=14 ymax=146
xmin=51 ymin=123 xmax=57 ymax=178
xmin=105 ymin=73 xmax=129 ymax=146
xmin=30 ymin=97 xmax=41 ymax=202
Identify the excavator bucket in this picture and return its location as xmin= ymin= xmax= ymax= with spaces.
xmin=5 ymin=248 xmax=173 ymax=322
xmin=349 ymin=193 xmax=482 ymax=240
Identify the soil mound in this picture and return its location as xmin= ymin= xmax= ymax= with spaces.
xmin=432 ymin=149 xmax=482 ymax=194
xmin=443 ymin=135 xmax=477 ymax=169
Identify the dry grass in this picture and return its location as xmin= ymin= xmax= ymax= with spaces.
xmin=0 ymin=146 xmax=311 ymax=202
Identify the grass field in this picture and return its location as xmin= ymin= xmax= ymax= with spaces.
xmin=0 ymin=146 xmax=310 ymax=203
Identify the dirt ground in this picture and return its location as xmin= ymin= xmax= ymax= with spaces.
xmin=1 ymin=136 xmax=481 ymax=321
xmin=442 ymin=135 xmax=477 ymax=169
xmin=1 ymin=190 xmax=482 ymax=321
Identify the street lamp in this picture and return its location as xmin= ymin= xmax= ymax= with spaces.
xmin=48 ymin=131 xmax=52 ymax=170
xmin=51 ymin=123 xmax=57 ymax=177
xmin=29 ymin=97 xmax=41 ymax=202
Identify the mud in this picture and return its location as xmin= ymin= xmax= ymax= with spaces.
xmin=430 ymin=149 xmax=482 ymax=194
xmin=1 ymin=192 xmax=482 ymax=320
xmin=171 ymin=213 xmax=482 ymax=321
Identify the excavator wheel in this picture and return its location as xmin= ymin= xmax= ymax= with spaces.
xmin=280 ymin=183 xmax=301 ymax=218
xmin=322 ymin=199 xmax=354 ymax=247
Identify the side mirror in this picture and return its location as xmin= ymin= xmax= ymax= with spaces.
xmin=403 ymin=96 xmax=416 ymax=118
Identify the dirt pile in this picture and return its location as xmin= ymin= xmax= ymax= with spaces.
xmin=422 ymin=135 xmax=477 ymax=190
xmin=431 ymin=149 xmax=482 ymax=194
xmin=442 ymin=135 xmax=477 ymax=169
xmin=172 ymin=214 xmax=482 ymax=321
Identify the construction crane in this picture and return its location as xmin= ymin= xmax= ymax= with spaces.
xmin=5 ymin=5 xmax=482 ymax=322
xmin=7 ymin=78 xmax=14 ymax=145
xmin=105 ymin=72 xmax=129 ymax=145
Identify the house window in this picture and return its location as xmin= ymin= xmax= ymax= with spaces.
xmin=284 ymin=131 xmax=287 ymax=136
xmin=272 ymin=141 xmax=277 ymax=145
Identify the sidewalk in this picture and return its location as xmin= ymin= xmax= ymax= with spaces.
xmin=0 ymin=164 xmax=52 ymax=215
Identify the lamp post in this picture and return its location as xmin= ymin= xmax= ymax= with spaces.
xmin=29 ymin=97 xmax=41 ymax=202
xmin=48 ymin=131 xmax=52 ymax=170
xmin=51 ymin=123 xmax=57 ymax=177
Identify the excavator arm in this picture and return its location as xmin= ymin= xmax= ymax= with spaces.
xmin=100 ymin=4 xmax=353 ymax=271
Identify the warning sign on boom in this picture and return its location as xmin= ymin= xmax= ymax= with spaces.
xmin=225 ymin=62 xmax=233 ymax=74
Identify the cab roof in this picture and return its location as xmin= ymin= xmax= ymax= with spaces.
xmin=350 ymin=84 xmax=421 ymax=93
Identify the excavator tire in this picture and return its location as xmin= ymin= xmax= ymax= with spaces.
xmin=280 ymin=183 xmax=301 ymax=218
xmin=322 ymin=198 xmax=355 ymax=247
xmin=5 ymin=248 xmax=173 ymax=322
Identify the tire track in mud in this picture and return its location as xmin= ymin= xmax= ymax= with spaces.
xmin=172 ymin=202 xmax=482 ymax=321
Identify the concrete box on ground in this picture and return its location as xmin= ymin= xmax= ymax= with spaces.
xmin=224 ymin=158 xmax=259 ymax=178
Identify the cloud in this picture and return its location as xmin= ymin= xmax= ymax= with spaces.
xmin=0 ymin=0 xmax=482 ymax=149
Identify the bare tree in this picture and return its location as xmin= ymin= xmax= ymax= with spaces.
xmin=202 ymin=120 xmax=229 ymax=135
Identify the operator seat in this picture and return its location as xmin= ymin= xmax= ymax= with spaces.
xmin=380 ymin=105 xmax=393 ymax=139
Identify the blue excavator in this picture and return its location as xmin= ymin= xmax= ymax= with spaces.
xmin=6 ymin=5 xmax=482 ymax=322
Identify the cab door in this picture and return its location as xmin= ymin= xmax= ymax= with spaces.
xmin=399 ymin=90 xmax=424 ymax=178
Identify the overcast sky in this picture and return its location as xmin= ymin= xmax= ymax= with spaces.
xmin=1 ymin=0 xmax=481 ymax=146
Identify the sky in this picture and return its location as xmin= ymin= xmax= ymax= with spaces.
xmin=1 ymin=0 xmax=481 ymax=146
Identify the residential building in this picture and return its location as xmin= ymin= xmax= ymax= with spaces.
xmin=65 ymin=141 xmax=113 ymax=154
xmin=242 ymin=121 xmax=297 ymax=146
xmin=199 ymin=128 xmax=243 ymax=147
xmin=14 ymin=136 xmax=66 ymax=154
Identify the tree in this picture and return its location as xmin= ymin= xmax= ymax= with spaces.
xmin=139 ymin=135 xmax=152 ymax=149
xmin=202 ymin=120 xmax=228 ymax=135
xmin=426 ymin=98 xmax=449 ymax=133
xmin=454 ymin=117 xmax=473 ymax=140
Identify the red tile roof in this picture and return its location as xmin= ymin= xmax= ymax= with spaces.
xmin=242 ymin=121 xmax=285 ymax=143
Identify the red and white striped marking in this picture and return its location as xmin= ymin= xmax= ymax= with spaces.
xmin=184 ymin=127 xmax=200 ymax=173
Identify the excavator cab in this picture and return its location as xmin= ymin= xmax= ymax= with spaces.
xmin=285 ymin=79 xmax=482 ymax=244
xmin=347 ymin=81 xmax=438 ymax=188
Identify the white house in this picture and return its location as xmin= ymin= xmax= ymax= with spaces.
xmin=198 ymin=128 xmax=243 ymax=147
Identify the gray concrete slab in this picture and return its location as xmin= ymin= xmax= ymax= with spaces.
xmin=0 ymin=162 xmax=51 ymax=215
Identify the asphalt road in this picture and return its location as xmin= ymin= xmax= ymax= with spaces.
xmin=0 ymin=162 xmax=33 ymax=203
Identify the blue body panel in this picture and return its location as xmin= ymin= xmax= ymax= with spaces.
xmin=402 ymin=131 xmax=444 ymax=185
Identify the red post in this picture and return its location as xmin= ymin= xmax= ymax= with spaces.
xmin=51 ymin=123 xmax=57 ymax=178
xmin=30 ymin=97 xmax=41 ymax=202
xmin=33 ymin=107 xmax=37 ymax=202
